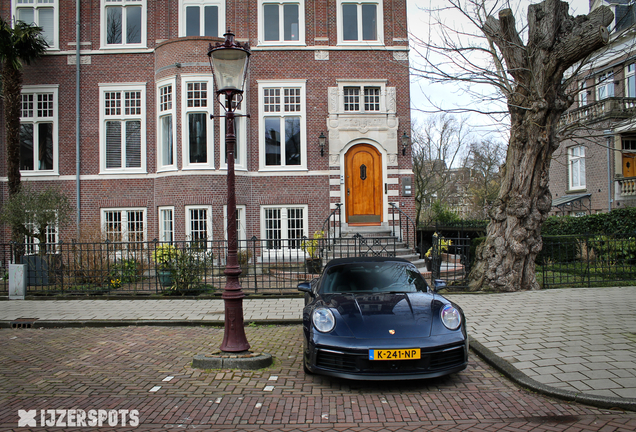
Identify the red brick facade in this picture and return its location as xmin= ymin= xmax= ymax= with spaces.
xmin=0 ymin=0 xmax=414 ymax=244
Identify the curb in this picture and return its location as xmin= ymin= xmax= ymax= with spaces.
xmin=469 ymin=336 xmax=636 ymax=413
xmin=0 ymin=319 xmax=303 ymax=329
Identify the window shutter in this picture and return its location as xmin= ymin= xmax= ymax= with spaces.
xmin=106 ymin=121 xmax=122 ymax=168
xmin=126 ymin=121 xmax=141 ymax=168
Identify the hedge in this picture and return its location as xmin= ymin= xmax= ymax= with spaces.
xmin=542 ymin=207 xmax=636 ymax=236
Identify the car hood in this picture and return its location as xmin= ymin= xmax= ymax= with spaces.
xmin=322 ymin=292 xmax=435 ymax=339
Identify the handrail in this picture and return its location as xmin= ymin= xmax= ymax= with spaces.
xmin=321 ymin=203 xmax=342 ymax=245
xmin=388 ymin=202 xmax=416 ymax=250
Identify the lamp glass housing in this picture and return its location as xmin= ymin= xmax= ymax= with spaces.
xmin=209 ymin=47 xmax=250 ymax=93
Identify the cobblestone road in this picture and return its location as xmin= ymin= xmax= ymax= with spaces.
xmin=1 ymin=325 xmax=635 ymax=431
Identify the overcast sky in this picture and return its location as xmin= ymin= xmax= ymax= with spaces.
xmin=406 ymin=0 xmax=591 ymax=140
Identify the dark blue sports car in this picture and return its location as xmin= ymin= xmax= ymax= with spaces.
xmin=297 ymin=257 xmax=468 ymax=380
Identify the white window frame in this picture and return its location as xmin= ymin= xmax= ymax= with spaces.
xmin=596 ymin=70 xmax=614 ymax=101
xmin=258 ymin=80 xmax=307 ymax=171
xmin=338 ymin=80 xmax=386 ymax=113
xmin=179 ymin=0 xmax=225 ymax=37
xmin=626 ymin=63 xmax=636 ymax=98
xmin=260 ymin=205 xmax=307 ymax=257
xmin=568 ymin=146 xmax=586 ymax=191
xmin=99 ymin=83 xmax=147 ymax=174
xmin=12 ymin=0 xmax=59 ymax=50
xmin=220 ymin=97 xmax=247 ymax=170
xmin=224 ymin=204 xmax=247 ymax=244
xmin=337 ymin=0 xmax=384 ymax=46
xmin=157 ymin=78 xmax=176 ymax=171
xmin=19 ymin=85 xmax=59 ymax=176
xmin=257 ymin=0 xmax=305 ymax=46
xmin=579 ymin=80 xmax=588 ymax=107
xmin=181 ymin=75 xmax=214 ymax=170
xmin=158 ymin=206 xmax=175 ymax=242
xmin=24 ymin=211 xmax=59 ymax=255
xmin=101 ymin=0 xmax=147 ymax=49
xmin=101 ymin=207 xmax=147 ymax=242
xmin=185 ymin=205 xmax=213 ymax=248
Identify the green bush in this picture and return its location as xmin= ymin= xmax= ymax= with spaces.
xmin=543 ymin=207 xmax=636 ymax=236
xmin=537 ymin=235 xmax=580 ymax=264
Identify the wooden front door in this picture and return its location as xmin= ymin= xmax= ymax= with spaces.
xmin=624 ymin=153 xmax=636 ymax=178
xmin=345 ymin=144 xmax=382 ymax=224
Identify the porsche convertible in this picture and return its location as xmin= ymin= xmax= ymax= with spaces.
xmin=297 ymin=257 xmax=468 ymax=380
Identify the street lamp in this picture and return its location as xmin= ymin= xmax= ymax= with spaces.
xmin=208 ymin=30 xmax=251 ymax=352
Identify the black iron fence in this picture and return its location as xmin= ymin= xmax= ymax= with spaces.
xmin=539 ymin=234 xmax=636 ymax=288
xmin=429 ymin=233 xmax=472 ymax=289
xmin=0 ymin=235 xmax=397 ymax=296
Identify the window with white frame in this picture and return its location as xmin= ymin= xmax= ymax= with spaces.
xmin=259 ymin=81 xmax=306 ymax=170
xmin=13 ymin=0 xmax=58 ymax=49
xmin=182 ymin=77 xmax=214 ymax=169
xmin=568 ymin=146 xmax=586 ymax=190
xmin=224 ymin=205 xmax=247 ymax=244
xmin=337 ymin=0 xmax=383 ymax=45
xmin=186 ymin=205 xmax=212 ymax=249
xmin=158 ymin=81 xmax=175 ymax=169
xmin=579 ymin=81 xmax=587 ymax=106
xmin=99 ymin=84 xmax=146 ymax=173
xmin=220 ymin=98 xmax=247 ymax=169
xmin=343 ymin=85 xmax=381 ymax=112
xmin=337 ymin=80 xmax=387 ymax=113
xmin=596 ymin=71 xmax=614 ymax=100
xmin=102 ymin=0 xmax=146 ymax=47
xmin=19 ymin=86 xmax=58 ymax=174
xmin=261 ymin=205 xmax=306 ymax=251
xmin=626 ymin=64 xmax=636 ymax=98
xmin=158 ymin=207 xmax=174 ymax=242
xmin=180 ymin=0 xmax=224 ymax=37
xmin=24 ymin=213 xmax=58 ymax=255
xmin=258 ymin=0 xmax=304 ymax=45
xmin=102 ymin=208 xmax=146 ymax=242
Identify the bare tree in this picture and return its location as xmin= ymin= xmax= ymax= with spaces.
xmin=412 ymin=114 xmax=470 ymax=226
xmin=463 ymin=139 xmax=505 ymax=219
xmin=411 ymin=0 xmax=613 ymax=291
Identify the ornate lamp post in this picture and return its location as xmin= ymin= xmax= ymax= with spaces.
xmin=208 ymin=30 xmax=251 ymax=352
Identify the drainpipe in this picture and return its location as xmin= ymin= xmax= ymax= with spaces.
xmin=604 ymin=130 xmax=613 ymax=212
xmin=76 ymin=0 xmax=81 ymax=235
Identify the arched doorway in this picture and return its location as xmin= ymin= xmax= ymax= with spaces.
xmin=345 ymin=144 xmax=382 ymax=225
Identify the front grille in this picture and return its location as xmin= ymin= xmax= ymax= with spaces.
xmin=316 ymin=350 xmax=358 ymax=371
xmin=429 ymin=347 xmax=465 ymax=371
xmin=315 ymin=344 xmax=466 ymax=374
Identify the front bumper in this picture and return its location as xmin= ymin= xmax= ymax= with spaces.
xmin=304 ymin=338 xmax=469 ymax=381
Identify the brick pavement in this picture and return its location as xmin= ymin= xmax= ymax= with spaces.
xmin=446 ymin=287 xmax=636 ymax=400
xmin=1 ymin=325 xmax=636 ymax=431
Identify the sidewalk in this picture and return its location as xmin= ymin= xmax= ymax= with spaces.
xmin=1 ymin=287 xmax=635 ymax=411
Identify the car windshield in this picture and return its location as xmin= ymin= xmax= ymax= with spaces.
xmin=320 ymin=262 xmax=428 ymax=294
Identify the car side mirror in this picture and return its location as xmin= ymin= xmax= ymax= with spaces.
xmin=297 ymin=282 xmax=313 ymax=295
xmin=433 ymin=279 xmax=447 ymax=292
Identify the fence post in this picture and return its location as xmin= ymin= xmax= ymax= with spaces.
xmin=251 ymin=236 xmax=258 ymax=293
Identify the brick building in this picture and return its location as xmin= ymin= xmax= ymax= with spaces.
xmin=551 ymin=0 xmax=636 ymax=216
xmin=1 ymin=0 xmax=414 ymax=249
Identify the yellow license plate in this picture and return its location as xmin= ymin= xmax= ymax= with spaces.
xmin=369 ymin=349 xmax=420 ymax=361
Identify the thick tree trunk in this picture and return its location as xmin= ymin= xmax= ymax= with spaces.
xmin=3 ymin=61 xmax=25 ymax=245
xmin=469 ymin=0 xmax=613 ymax=292
xmin=3 ymin=62 xmax=23 ymax=197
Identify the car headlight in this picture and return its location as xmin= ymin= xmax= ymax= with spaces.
xmin=312 ymin=308 xmax=336 ymax=333
xmin=440 ymin=304 xmax=461 ymax=330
